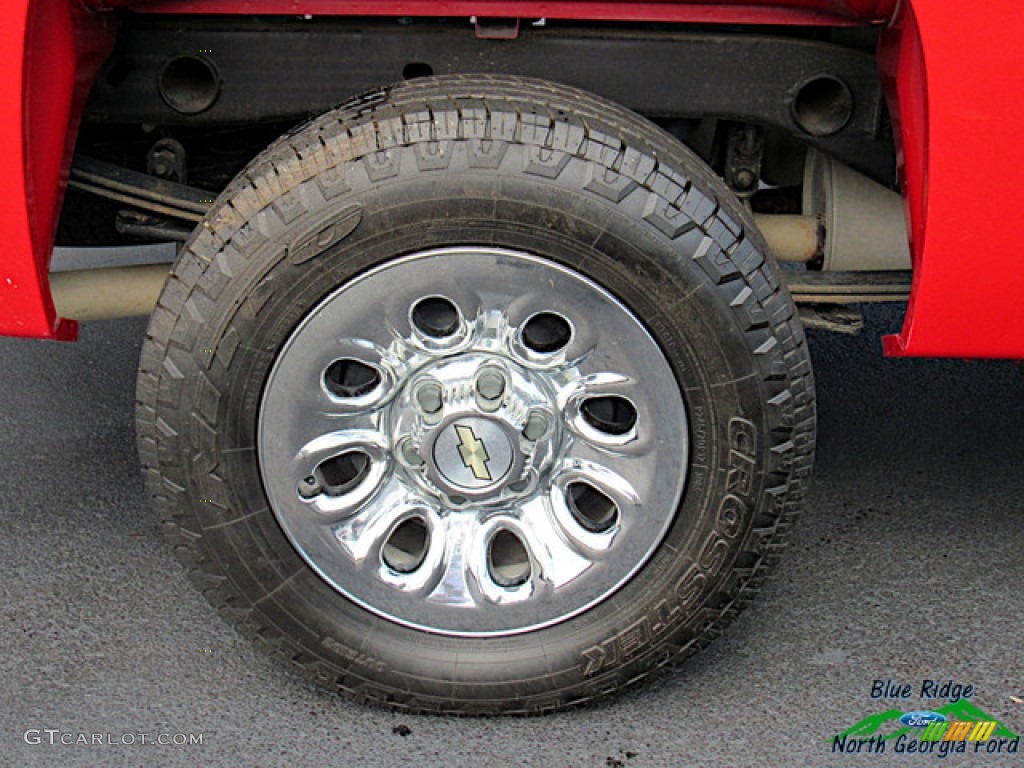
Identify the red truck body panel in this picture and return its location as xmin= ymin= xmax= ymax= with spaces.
xmin=88 ymin=0 xmax=897 ymax=25
xmin=2 ymin=0 xmax=1023 ymax=357
xmin=0 ymin=0 xmax=111 ymax=341
xmin=879 ymin=0 xmax=1024 ymax=357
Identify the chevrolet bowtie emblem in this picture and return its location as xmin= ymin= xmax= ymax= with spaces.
xmin=455 ymin=424 xmax=492 ymax=481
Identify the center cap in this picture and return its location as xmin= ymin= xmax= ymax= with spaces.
xmin=433 ymin=417 xmax=514 ymax=490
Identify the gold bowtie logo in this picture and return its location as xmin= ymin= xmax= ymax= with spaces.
xmin=455 ymin=424 xmax=492 ymax=481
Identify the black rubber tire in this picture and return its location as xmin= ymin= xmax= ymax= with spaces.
xmin=136 ymin=75 xmax=815 ymax=714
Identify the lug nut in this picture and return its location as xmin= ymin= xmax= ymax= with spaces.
xmin=475 ymin=369 xmax=506 ymax=412
xmin=399 ymin=438 xmax=425 ymax=467
xmin=415 ymin=380 xmax=443 ymax=416
xmin=522 ymin=410 xmax=550 ymax=442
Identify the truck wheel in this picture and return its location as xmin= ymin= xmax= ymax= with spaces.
xmin=136 ymin=75 xmax=814 ymax=714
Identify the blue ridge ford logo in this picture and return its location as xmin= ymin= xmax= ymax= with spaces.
xmin=900 ymin=711 xmax=947 ymax=728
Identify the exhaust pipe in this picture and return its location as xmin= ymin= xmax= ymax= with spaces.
xmin=752 ymin=151 xmax=912 ymax=270
xmin=50 ymin=264 xmax=170 ymax=322
xmin=752 ymin=213 xmax=822 ymax=264
xmin=802 ymin=149 xmax=911 ymax=272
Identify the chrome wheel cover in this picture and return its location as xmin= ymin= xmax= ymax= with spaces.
xmin=258 ymin=247 xmax=688 ymax=636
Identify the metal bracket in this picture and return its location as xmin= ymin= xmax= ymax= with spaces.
xmin=798 ymin=304 xmax=864 ymax=335
xmin=473 ymin=17 xmax=520 ymax=40
xmin=725 ymin=124 xmax=764 ymax=198
xmin=147 ymin=138 xmax=188 ymax=184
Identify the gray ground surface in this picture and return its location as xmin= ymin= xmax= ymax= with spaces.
xmin=1 ymin=303 xmax=1022 ymax=768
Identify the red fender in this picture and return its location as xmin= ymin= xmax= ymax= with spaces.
xmin=0 ymin=0 xmax=113 ymax=341
xmin=881 ymin=0 xmax=1024 ymax=357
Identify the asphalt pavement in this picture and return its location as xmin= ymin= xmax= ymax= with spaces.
xmin=1 ymin=302 xmax=1022 ymax=768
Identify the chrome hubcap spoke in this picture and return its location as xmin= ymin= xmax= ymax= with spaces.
xmin=290 ymin=429 xmax=389 ymax=519
xmin=513 ymin=497 xmax=593 ymax=589
xmin=259 ymin=247 xmax=688 ymax=636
